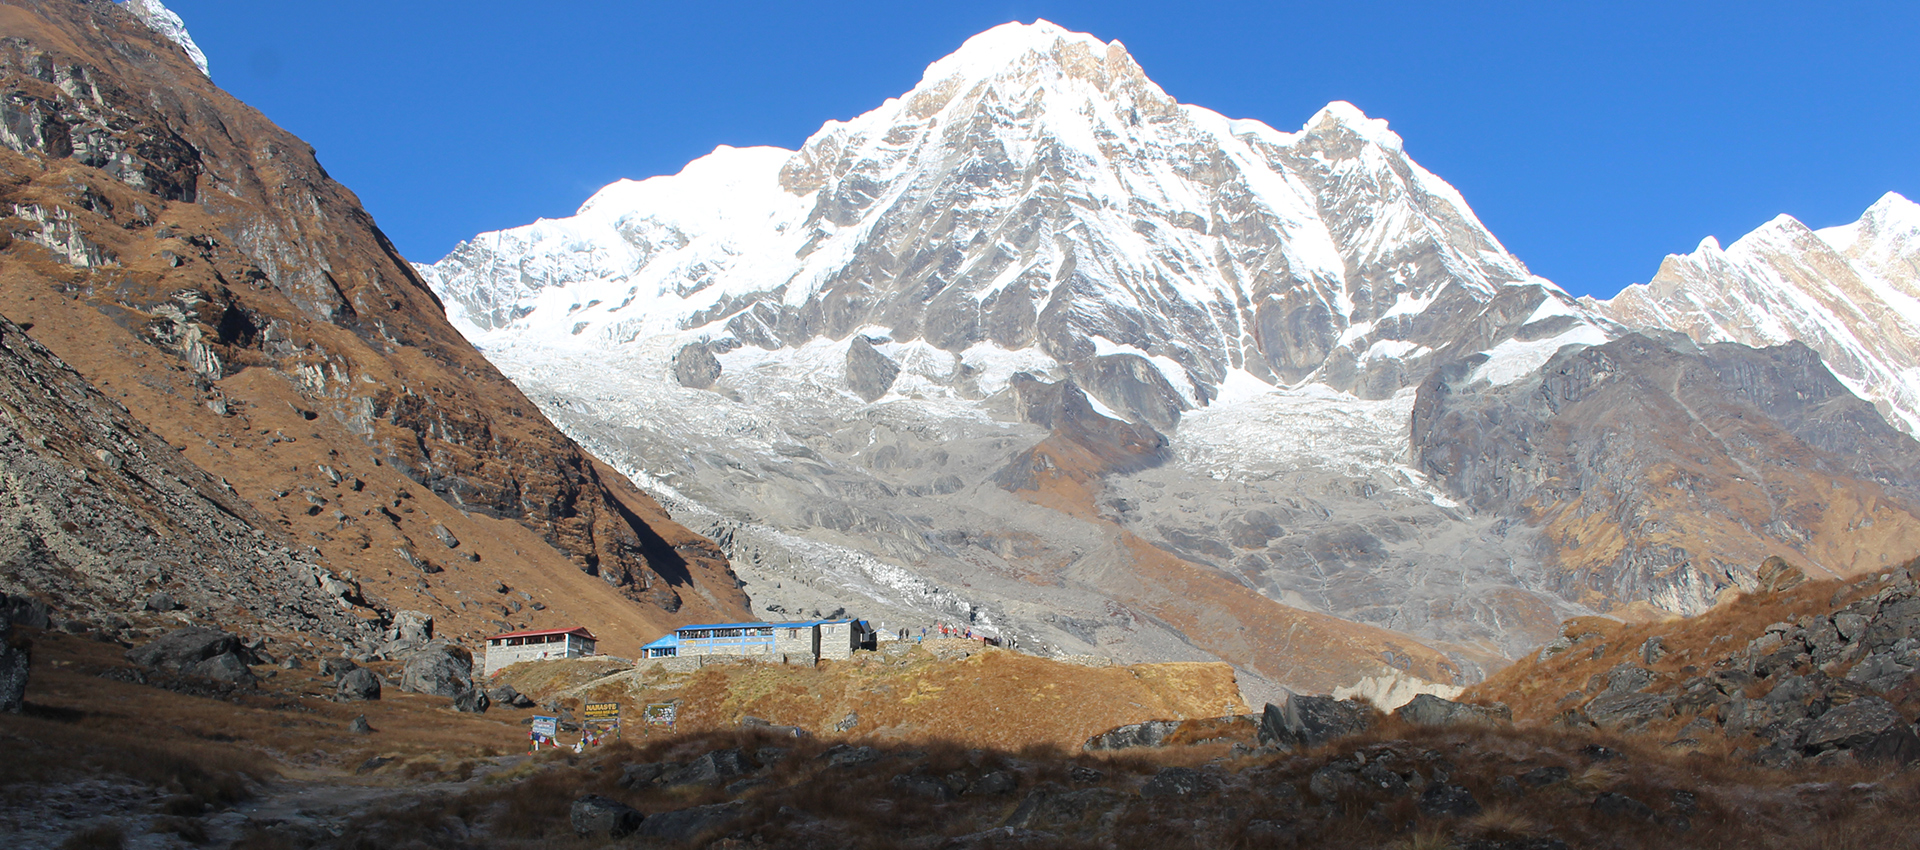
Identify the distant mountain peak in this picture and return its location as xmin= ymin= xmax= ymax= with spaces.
xmin=122 ymin=0 xmax=208 ymax=76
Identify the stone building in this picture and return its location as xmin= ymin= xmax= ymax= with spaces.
xmin=482 ymin=626 xmax=597 ymax=675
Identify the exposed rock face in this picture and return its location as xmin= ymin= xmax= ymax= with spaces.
xmin=1258 ymin=693 xmax=1376 ymax=751
xmin=635 ymin=801 xmax=744 ymax=843
xmin=0 ymin=0 xmax=749 ymax=652
xmin=1414 ymin=333 xmax=1920 ymax=614
xmin=844 ymin=336 xmax=899 ymax=402
xmin=1393 ymin=694 xmax=1510 ymax=728
xmin=451 ymin=686 xmax=489 ymax=713
xmin=672 ymin=342 xmax=722 ymax=389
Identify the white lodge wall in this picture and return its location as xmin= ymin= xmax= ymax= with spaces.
xmin=483 ymin=631 xmax=596 ymax=676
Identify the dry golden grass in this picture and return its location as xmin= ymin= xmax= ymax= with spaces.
xmin=497 ymin=642 xmax=1250 ymax=751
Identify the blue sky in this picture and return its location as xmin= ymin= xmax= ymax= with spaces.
xmin=166 ymin=1 xmax=1916 ymax=298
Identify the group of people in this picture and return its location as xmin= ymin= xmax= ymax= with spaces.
xmin=890 ymin=622 xmax=1019 ymax=651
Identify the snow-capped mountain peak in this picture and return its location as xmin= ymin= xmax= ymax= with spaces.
xmin=122 ymin=0 xmax=208 ymax=76
xmin=419 ymin=21 xmax=1607 ymax=430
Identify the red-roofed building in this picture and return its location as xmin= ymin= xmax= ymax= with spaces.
xmin=483 ymin=626 xmax=598 ymax=676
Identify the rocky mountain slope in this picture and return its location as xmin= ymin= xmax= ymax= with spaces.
xmin=417 ymin=20 xmax=1920 ymax=700
xmin=0 ymin=314 xmax=363 ymax=644
xmin=1414 ymin=331 xmax=1920 ymax=617
xmin=1591 ymin=193 xmax=1920 ymax=436
xmin=0 ymin=0 xmax=749 ymax=656
xmin=1469 ymin=559 xmax=1920 ymax=770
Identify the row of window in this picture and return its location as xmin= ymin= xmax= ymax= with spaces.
xmin=679 ymin=627 xmax=776 ymax=639
xmin=490 ymin=634 xmax=582 ymax=647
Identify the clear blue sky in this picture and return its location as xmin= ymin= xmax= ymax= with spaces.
xmin=166 ymin=1 xmax=1917 ymax=299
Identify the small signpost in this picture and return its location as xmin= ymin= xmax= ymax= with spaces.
xmin=582 ymin=702 xmax=621 ymax=747
xmin=643 ymin=701 xmax=677 ymax=734
xmin=529 ymin=715 xmax=559 ymax=752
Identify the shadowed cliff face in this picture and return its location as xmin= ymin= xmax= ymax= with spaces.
xmin=1413 ymin=332 xmax=1920 ymax=616
xmin=0 ymin=0 xmax=747 ymax=653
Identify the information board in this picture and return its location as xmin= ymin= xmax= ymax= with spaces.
xmin=643 ymin=702 xmax=677 ymax=726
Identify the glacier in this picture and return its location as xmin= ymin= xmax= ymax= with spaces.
xmin=415 ymin=20 xmax=1920 ymax=702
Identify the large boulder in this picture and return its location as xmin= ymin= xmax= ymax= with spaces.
xmin=1802 ymin=696 xmax=1919 ymax=763
xmin=452 ymin=687 xmax=490 ymax=713
xmin=1394 ymin=694 xmax=1511 ymax=728
xmin=337 ymin=668 xmax=382 ymax=701
xmin=1418 ymin=784 xmax=1482 ymax=819
xmin=0 ymin=621 xmax=28 ymax=713
xmin=189 ymin=652 xmax=257 ymax=685
xmin=144 ymin=591 xmax=181 ymax=612
xmin=1084 ymin=719 xmax=1180 ymax=751
xmin=1582 ymin=691 xmax=1675 ymax=732
xmin=636 ymin=801 xmax=745 ymax=843
xmin=127 ymin=626 xmax=247 ymax=670
xmin=1258 ymin=693 xmax=1375 ymax=751
xmin=487 ymin=683 xmax=532 ymax=708
xmin=1139 ymin=766 xmax=1218 ymax=798
xmin=663 ymin=748 xmax=750 ymax=787
xmin=127 ymin=626 xmax=255 ymax=684
xmin=0 ymin=592 xmax=51 ymax=629
xmin=399 ymin=641 xmax=473 ymax=697
xmin=570 ymin=794 xmax=643 ymax=838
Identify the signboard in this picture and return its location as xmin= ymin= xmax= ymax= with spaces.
xmin=529 ymin=715 xmax=559 ymax=752
xmin=582 ymin=702 xmax=621 ymax=747
xmin=643 ymin=702 xmax=677 ymax=728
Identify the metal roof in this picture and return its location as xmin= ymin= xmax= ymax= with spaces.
xmin=676 ymin=619 xmax=862 ymax=629
xmin=487 ymin=626 xmax=597 ymax=641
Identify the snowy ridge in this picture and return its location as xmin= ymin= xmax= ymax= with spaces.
xmin=122 ymin=0 xmax=208 ymax=76
xmin=1593 ymin=192 xmax=1920 ymax=434
xmin=418 ymin=19 xmax=1613 ymax=429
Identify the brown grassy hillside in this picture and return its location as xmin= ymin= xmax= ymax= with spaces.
xmin=0 ymin=0 xmax=749 ymax=655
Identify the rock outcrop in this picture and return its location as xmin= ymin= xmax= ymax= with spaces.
xmin=1258 ymin=693 xmax=1377 ymax=751
xmin=126 ymin=626 xmax=256 ymax=684
xmin=1474 ymin=565 xmax=1920 ymax=768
